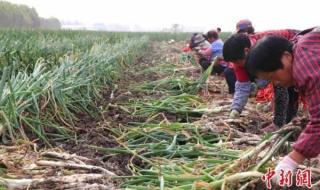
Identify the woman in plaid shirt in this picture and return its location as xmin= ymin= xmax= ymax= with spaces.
xmin=246 ymin=27 xmax=320 ymax=181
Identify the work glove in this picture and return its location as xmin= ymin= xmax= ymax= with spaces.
xmin=272 ymin=156 xmax=298 ymax=185
xmin=250 ymin=82 xmax=258 ymax=97
xmin=256 ymin=102 xmax=272 ymax=112
xmin=229 ymin=109 xmax=240 ymax=118
xmin=256 ymin=102 xmax=263 ymax=112
xmin=262 ymin=102 xmax=272 ymax=112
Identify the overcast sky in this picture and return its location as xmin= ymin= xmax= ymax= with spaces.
xmin=6 ymin=0 xmax=320 ymax=32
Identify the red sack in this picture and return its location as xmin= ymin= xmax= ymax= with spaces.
xmin=256 ymin=83 xmax=274 ymax=102
xmin=182 ymin=47 xmax=191 ymax=52
xmin=256 ymin=83 xmax=308 ymax=110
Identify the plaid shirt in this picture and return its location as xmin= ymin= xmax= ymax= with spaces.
xmin=249 ymin=29 xmax=299 ymax=46
xmin=292 ymin=27 xmax=320 ymax=158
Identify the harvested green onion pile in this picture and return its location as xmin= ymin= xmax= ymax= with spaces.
xmin=134 ymin=63 xmax=213 ymax=95
xmin=92 ymin=122 xmax=313 ymax=189
xmin=129 ymin=93 xmax=206 ymax=116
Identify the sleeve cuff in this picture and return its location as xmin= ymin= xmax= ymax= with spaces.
xmin=293 ymin=131 xmax=320 ymax=158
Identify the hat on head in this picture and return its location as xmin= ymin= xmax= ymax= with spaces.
xmin=193 ymin=34 xmax=206 ymax=44
xmin=236 ymin=19 xmax=252 ymax=32
xmin=190 ymin=33 xmax=211 ymax=49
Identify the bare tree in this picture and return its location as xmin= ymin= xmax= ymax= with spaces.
xmin=171 ymin=23 xmax=183 ymax=33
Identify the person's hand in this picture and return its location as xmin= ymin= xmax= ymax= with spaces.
xmin=262 ymin=102 xmax=272 ymax=112
xmin=229 ymin=110 xmax=240 ymax=118
xmin=256 ymin=102 xmax=263 ymax=112
xmin=212 ymin=56 xmax=223 ymax=66
xmin=261 ymin=123 xmax=279 ymax=133
xmin=193 ymin=47 xmax=201 ymax=53
xmin=250 ymin=82 xmax=258 ymax=97
xmin=272 ymin=156 xmax=298 ymax=185
xmin=256 ymin=102 xmax=271 ymax=112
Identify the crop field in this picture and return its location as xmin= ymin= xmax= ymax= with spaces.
xmin=0 ymin=30 xmax=318 ymax=190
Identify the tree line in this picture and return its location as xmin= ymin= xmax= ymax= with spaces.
xmin=0 ymin=1 xmax=61 ymax=29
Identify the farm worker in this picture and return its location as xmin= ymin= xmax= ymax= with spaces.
xmin=203 ymin=30 xmax=236 ymax=94
xmin=189 ymin=33 xmax=213 ymax=74
xmin=236 ymin=19 xmax=255 ymax=34
xmin=199 ymin=30 xmax=228 ymax=74
xmin=216 ymin=27 xmax=221 ymax=33
xmin=223 ymin=26 xmax=300 ymax=132
xmin=188 ymin=31 xmax=236 ymax=94
xmin=245 ymin=27 xmax=320 ymax=183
